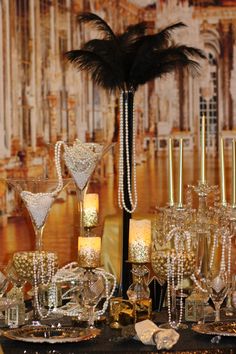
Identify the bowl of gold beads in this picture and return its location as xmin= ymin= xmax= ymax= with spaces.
xmin=11 ymin=251 xmax=58 ymax=284
xmin=151 ymin=249 xmax=196 ymax=281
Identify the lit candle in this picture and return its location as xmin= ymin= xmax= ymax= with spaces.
xmin=168 ymin=138 xmax=174 ymax=206
xmin=78 ymin=236 xmax=101 ymax=268
xmin=83 ymin=193 xmax=99 ymax=228
xmin=220 ymin=137 xmax=227 ymax=206
xmin=128 ymin=219 xmax=151 ymax=263
xmin=232 ymin=139 xmax=236 ymax=208
xmin=178 ymin=138 xmax=183 ymax=207
xmin=200 ymin=115 xmax=206 ymax=184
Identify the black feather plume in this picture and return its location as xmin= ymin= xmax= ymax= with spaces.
xmin=65 ymin=12 xmax=206 ymax=92
xmin=77 ymin=12 xmax=117 ymax=42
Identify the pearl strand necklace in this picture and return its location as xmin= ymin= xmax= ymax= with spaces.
xmin=118 ymin=91 xmax=137 ymax=213
xmin=166 ymin=251 xmax=184 ymax=328
xmin=33 ymin=252 xmax=56 ymax=319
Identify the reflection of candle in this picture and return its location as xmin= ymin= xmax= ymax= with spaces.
xmin=128 ymin=219 xmax=151 ymax=263
xmin=200 ymin=115 xmax=206 ymax=184
xmin=178 ymin=138 xmax=183 ymax=207
xmin=232 ymin=140 xmax=236 ymax=207
xmin=220 ymin=137 xmax=227 ymax=206
xmin=78 ymin=236 xmax=101 ymax=268
xmin=168 ymin=138 xmax=174 ymax=206
xmin=83 ymin=193 xmax=99 ymax=228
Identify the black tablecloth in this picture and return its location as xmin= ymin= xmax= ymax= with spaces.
xmin=1 ymin=311 xmax=236 ymax=354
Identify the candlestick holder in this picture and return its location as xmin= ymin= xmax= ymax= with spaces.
xmin=126 ymin=263 xmax=150 ymax=302
xmin=152 ymin=203 xmax=196 ymax=329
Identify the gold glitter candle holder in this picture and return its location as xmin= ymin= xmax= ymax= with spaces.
xmin=83 ymin=193 xmax=99 ymax=228
xmin=78 ymin=236 xmax=101 ymax=268
xmin=128 ymin=219 xmax=151 ymax=263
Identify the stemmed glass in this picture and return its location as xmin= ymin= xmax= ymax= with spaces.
xmin=63 ymin=140 xmax=114 ymax=237
xmin=81 ymin=269 xmax=104 ymax=328
xmin=5 ymin=178 xmax=70 ymax=251
xmin=206 ymin=268 xmax=229 ymax=322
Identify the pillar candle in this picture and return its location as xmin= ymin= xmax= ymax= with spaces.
xmin=168 ymin=138 xmax=174 ymax=206
xmin=220 ymin=137 xmax=227 ymax=206
xmin=178 ymin=138 xmax=183 ymax=207
xmin=78 ymin=236 xmax=101 ymax=268
xmin=83 ymin=193 xmax=99 ymax=228
xmin=232 ymin=139 xmax=236 ymax=207
xmin=128 ymin=219 xmax=151 ymax=263
xmin=200 ymin=115 xmax=206 ymax=184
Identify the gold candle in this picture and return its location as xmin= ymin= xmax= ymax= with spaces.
xmin=83 ymin=193 xmax=99 ymax=228
xmin=128 ymin=219 xmax=151 ymax=263
xmin=220 ymin=137 xmax=227 ymax=206
xmin=78 ymin=236 xmax=101 ymax=268
xmin=178 ymin=138 xmax=183 ymax=207
xmin=200 ymin=115 xmax=206 ymax=184
xmin=168 ymin=138 xmax=174 ymax=206
xmin=232 ymin=139 xmax=236 ymax=208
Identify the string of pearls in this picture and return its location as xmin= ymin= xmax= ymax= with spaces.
xmin=166 ymin=251 xmax=184 ymax=328
xmin=52 ymin=263 xmax=116 ymax=318
xmin=94 ymin=268 xmax=117 ymax=317
xmin=118 ymin=91 xmax=137 ymax=213
xmin=191 ymin=227 xmax=232 ymax=292
xmin=32 ymin=252 xmax=56 ymax=319
xmin=53 ymin=141 xmax=64 ymax=194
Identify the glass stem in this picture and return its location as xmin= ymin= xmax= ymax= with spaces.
xmin=88 ymin=305 xmax=95 ymax=328
xmin=35 ymin=227 xmax=44 ymax=252
xmin=77 ymin=188 xmax=86 ymax=237
xmin=215 ymin=303 xmax=221 ymax=322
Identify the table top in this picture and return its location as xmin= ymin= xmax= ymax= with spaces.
xmin=1 ymin=312 xmax=236 ymax=354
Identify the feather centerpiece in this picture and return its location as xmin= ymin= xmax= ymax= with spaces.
xmin=65 ymin=12 xmax=206 ymax=297
xmin=65 ymin=13 xmax=205 ymax=93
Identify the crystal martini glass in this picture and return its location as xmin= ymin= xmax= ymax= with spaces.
xmin=63 ymin=139 xmax=114 ymax=237
xmin=6 ymin=178 xmax=71 ymax=252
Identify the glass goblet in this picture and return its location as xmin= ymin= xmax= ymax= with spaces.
xmin=206 ymin=270 xmax=229 ymax=322
xmin=81 ymin=269 xmax=104 ymax=328
xmin=12 ymin=250 xmax=58 ymax=324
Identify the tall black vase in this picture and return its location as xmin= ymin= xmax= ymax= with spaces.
xmin=121 ymin=90 xmax=134 ymax=298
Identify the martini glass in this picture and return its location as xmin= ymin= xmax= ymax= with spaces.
xmin=5 ymin=178 xmax=71 ymax=251
xmin=63 ymin=140 xmax=114 ymax=237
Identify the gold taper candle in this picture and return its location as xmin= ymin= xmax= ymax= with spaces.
xmin=220 ymin=137 xmax=227 ymax=206
xmin=200 ymin=115 xmax=206 ymax=184
xmin=178 ymin=138 xmax=183 ymax=207
xmin=232 ymin=139 xmax=236 ymax=208
xmin=168 ymin=138 xmax=174 ymax=206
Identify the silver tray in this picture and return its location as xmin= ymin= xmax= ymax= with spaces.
xmin=192 ymin=322 xmax=236 ymax=337
xmin=3 ymin=325 xmax=101 ymax=344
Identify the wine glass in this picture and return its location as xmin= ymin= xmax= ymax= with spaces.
xmin=206 ymin=269 xmax=229 ymax=322
xmin=62 ymin=140 xmax=114 ymax=237
xmin=81 ymin=269 xmax=104 ymax=328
